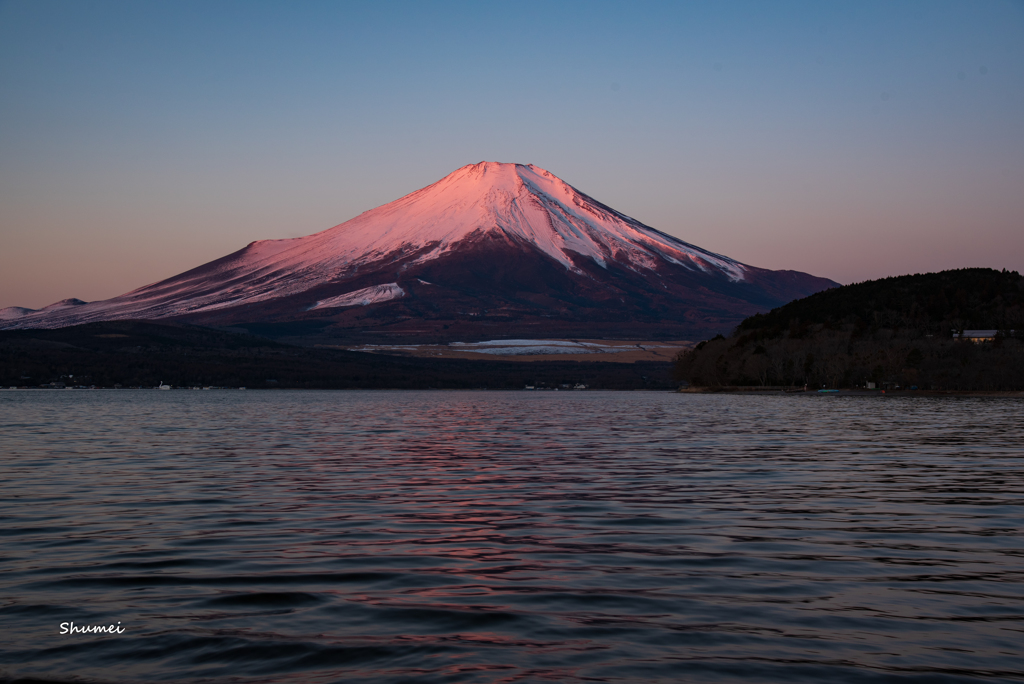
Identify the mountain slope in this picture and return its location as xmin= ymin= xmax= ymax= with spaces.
xmin=2 ymin=162 xmax=837 ymax=342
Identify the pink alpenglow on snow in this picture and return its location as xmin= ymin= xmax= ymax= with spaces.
xmin=1 ymin=162 xmax=837 ymax=341
xmin=309 ymin=283 xmax=405 ymax=311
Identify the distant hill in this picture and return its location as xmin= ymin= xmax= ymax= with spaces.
xmin=674 ymin=269 xmax=1024 ymax=391
xmin=737 ymin=268 xmax=1024 ymax=336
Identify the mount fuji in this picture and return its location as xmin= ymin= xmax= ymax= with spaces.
xmin=2 ymin=162 xmax=836 ymax=342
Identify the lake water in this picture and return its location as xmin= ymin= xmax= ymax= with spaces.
xmin=1 ymin=390 xmax=1022 ymax=683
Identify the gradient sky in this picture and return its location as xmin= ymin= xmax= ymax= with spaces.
xmin=2 ymin=0 xmax=1022 ymax=309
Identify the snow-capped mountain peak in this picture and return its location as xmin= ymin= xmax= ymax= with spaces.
xmin=2 ymin=162 xmax=835 ymax=337
xmin=304 ymin=161 xmax=746 ymax=279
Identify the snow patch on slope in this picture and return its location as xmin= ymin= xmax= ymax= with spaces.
xmin=309 ymin=283 xmax=405 ymax=310
xmin=450 ymin=340 xmax=628 ymax=355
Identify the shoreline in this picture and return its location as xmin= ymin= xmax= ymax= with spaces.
xmin=678 ymin=387 xmax=1024 ymax=397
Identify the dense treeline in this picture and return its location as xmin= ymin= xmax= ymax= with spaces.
xmin=0 ymin=321 xmax=673 ymax=390
xmin=674 ymin=269 xmax=1024 ymax=390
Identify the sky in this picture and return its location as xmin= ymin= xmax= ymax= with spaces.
xmin=1 ymin=0 xmax=1023 ymax=309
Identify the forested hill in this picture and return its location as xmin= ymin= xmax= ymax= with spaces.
xmin=675 ymin=269 xmax=1024 ymax=391
xmin=737 ymin=268 xmax=1024 ymax=337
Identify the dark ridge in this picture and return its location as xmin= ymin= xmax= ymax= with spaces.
xmin=0 ymin=321 xmax=673 ymax=390
xmin=737 ymin=267 xmax=1024 ymax=336
xmin=674 ymin=268 xmax=1024 ymax=391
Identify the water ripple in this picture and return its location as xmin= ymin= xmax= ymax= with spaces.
xmin=0 ymin=391 xmax=1022 ymax=683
